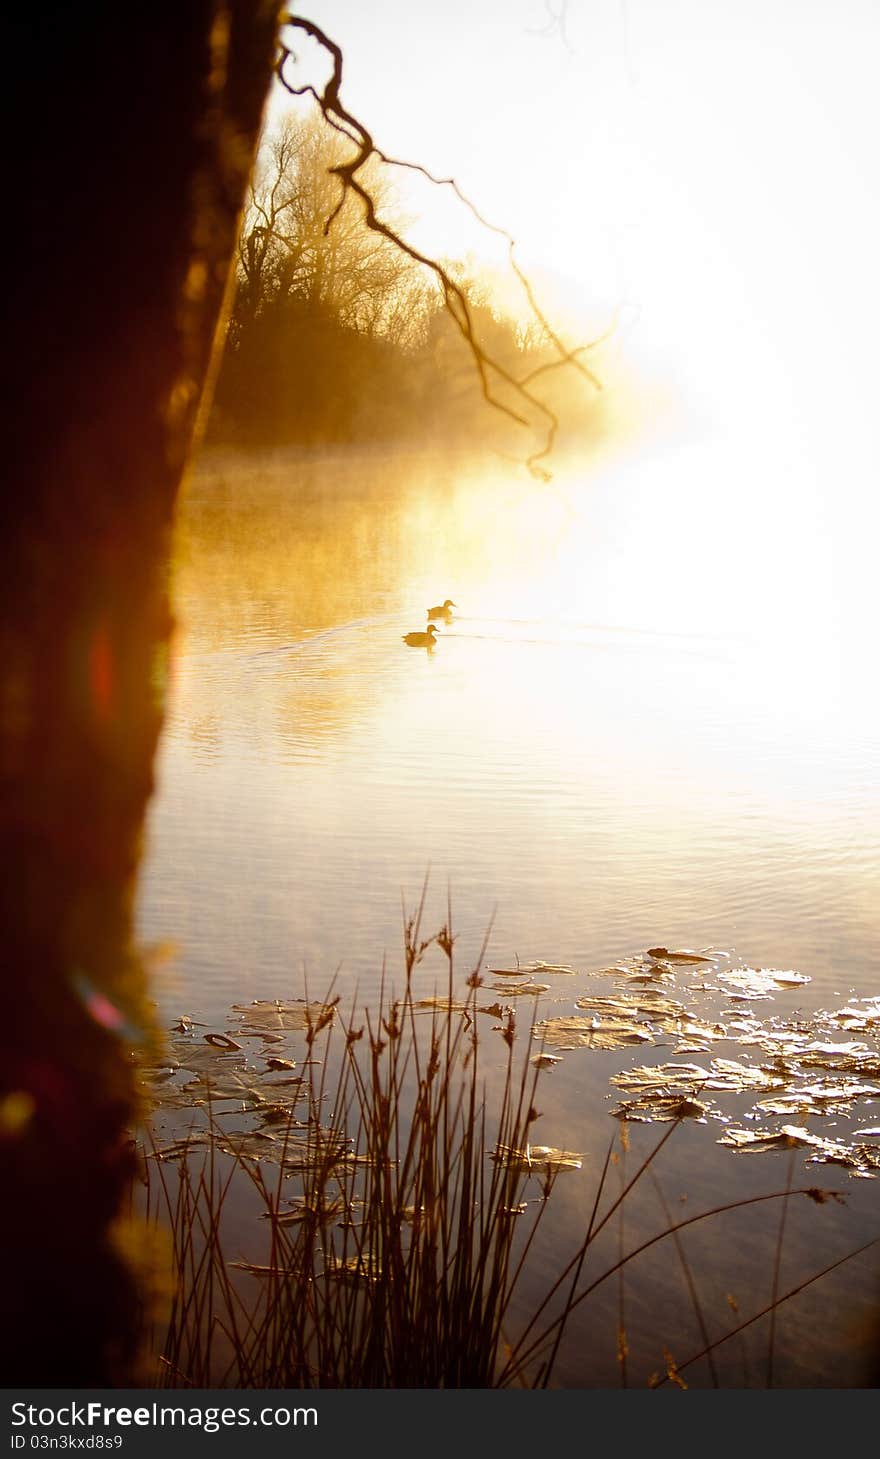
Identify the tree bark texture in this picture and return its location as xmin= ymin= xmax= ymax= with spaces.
xmin=1 ymin=3 xmax=278 ymax=1384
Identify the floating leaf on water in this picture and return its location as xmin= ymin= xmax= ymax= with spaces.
xmin=258 ymin=1101 xmax=305 ymax=1125
xmin=415 ymin=996 xmax=469 ymax=1013
xmin=531 ymin=1052 xmax=563 ymax=1069
xmin=217 ymin=1129 xmax=316 ymax=1167
xmin=757 ymin=1079 xmax=880 ymax=1117
xmin=228 ymin=1260 xmax=304 ymax=1277
xmin=323 ymin=1253 xmax=384 ymax=1284
xmin=717 ymin=1126 xmax=821 ymax=1154
xmin=205 ymin=1032 xmax=242 ymax=1051
xmin=810 ymin=1085 xmax=880 ymax=1108
xmin=802 ymin=1040 xmax=871 ymax=1060
xmin=795 ymin=1049 xmax=880 ymax=1080
xmin=266 ymin=1057 xmax=296 ymax=1071
xmin=716 ymin=1125 xmax=871 ymax=1171
xmin=727 ymin=1017 xmax=764 ymax=1036
xmin=620 ymin=969 xmax=675 ymax=986
xmin=535 ymin=1016 xmax=653 ymax=1051
xmin=718 ymin=968 xmax=811 ymax=1000
xmin=646 ymin=948 xmax=714 ymax=965
xmin=670 ymin=1016 xmax=728 ymax=1043
xmin=612 ymin=1094 xmax=709 ymax=1124
xmin=233 ymin=1000 xmax=337 ymax=1034
xmin=825 ymin=999 xmax=880 ymax=1032
xmin=525 ymin=961 xmax=577 ymax=976
xmin=490 ymin=981 xmax=551 ymax=996
xmin=148 ymin=1134 xmax=209 ymax=1161
xmin=806 ymin=1143 xmax=880 ymax=1177
xmin=490 ymin=961 xmax=575 ymax=977
xmin=182 ymin=1070 xmax=268 ymax=1107
xmin=735 ymin=1028 xmax=812 ymax=1060
xmin=575 ymin=992 xmax=687 ymax=1020
xmin=263 ymin=1195 xmax=348 ymax=1225
xmin=716 ymin=973 xmax=773 ymax=1000
xmin=610 ymin=1063 xmax=710 ymax=1093
xmin=160 ymin=1037 xmax=253 ymax=1080
xmin=611 ymin=1057 xmax=783 ymax=1097
xmin=414 ymin=995 xmax=516 ymax=1019
xmin=701 ymin=1058 xmax=784 ymax=1093
xmin=490 ymin=1143 xmax=583 ymax=1176
xmin=416 ymin=995 xmax=504 ymax=1018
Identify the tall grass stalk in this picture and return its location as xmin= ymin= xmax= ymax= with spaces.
xmin=141 ymin=911 xmax=879 ymax=1388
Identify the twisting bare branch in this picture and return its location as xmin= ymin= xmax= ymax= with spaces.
xmin=276 ymin=13 xmax=603 ymax=480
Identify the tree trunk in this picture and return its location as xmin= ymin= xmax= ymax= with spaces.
xmin=1 ymin=3 xmax=277 ymax=1385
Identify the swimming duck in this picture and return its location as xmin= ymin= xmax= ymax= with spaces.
xmin=427 ymin=599 xmax=456 ymax=622
xmin=403 ymin=623 xmax=440 ymax=648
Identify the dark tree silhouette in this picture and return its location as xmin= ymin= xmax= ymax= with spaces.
xmin=1 ymin=4 xmax=278 ymax=1385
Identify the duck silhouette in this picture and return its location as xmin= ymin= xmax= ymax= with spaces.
xmin=427 ymin=599 xmax=456 ymax=622
xmin=403 ymin=623 xmax=440 ymax=649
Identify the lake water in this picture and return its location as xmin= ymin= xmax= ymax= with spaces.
xmin=137 ymin=436 xmax=880 ymax=1387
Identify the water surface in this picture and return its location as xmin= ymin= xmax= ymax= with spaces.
xmin=138 ymin=439 xmax=880 ymax=1386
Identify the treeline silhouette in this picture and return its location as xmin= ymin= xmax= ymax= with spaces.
xmin=207 ymin=112 xmax=586 ymax=449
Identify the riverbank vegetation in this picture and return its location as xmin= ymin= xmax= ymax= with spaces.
xmin=136 ymin=907 xmax=880 ymax=1388
xmin=207 ymin=112 xmax=603 ymax=455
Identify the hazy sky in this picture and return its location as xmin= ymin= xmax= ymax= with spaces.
xmin=278 ymin=1 xmax=880 ymax=647
xmin=282 ymin=3 xmax=878 ymax=413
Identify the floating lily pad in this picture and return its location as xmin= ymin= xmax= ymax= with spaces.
xmin=612 ymin=1094 xmax=709 ymax=1123
xmin=490 ymin=981 xmax=551 ymax=996
xmin=592 ymin=963 xmax=644 ymax=978
xmin=262 ymin=1195 xmax=349 ymax=1226
xmin=490 ymin=1143 xmax=583 ymax=1176
xmin=717 ymin=1124 xmax=831 ymax=1153
xmin=620 ymin=968 xmax=676 ymax=986
xmin=147 ymin=1133 xmax=209 ymax=1161
xmin=205 ymin=1032 xmax=242 ymax=1051
xmin=669 ymin=1016 xmax=728 ymax=1045
xmin=228 ymin=1260 xmax=305 ymax=1277
xmin=531 ymin=1052 xmax=563 ymax=1069
xmin=490 ymin=961 xmax=575 ymax=977
xmin=323 ymin=1253 xmax=383 ymax=1284
xmin=716 ymin=1123 xmax=880 ymax=1175
xmin=535 ymin=1015 xmax=654 ymax=1051
xmin=575 ymin=992 xmax=686 ymax=1020
xmin=610 ymin=1062 xmax=711 ymax=1094
xmin=700 ymin=1058 xmax=785 ymax=1093
xmin=646 ymin=947 xmax=714 ymax=965
xmin=718 ymin=968 xmax=811 ymax=1000
xmin=756 ymin=1078 xmax=880 ymax=1117
xmin=233 ymin=1000 xmax=338 ymax=1034
xmin=825 ymin=999 xmax=880 ymax=1032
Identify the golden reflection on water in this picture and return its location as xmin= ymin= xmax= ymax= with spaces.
xmin=147 ymin=440 xmax=879 ymax=1031
xmin=140 ymin=441 xmax=880 ymax=1387
xmin=170 ymin=437 xmax=874 ymax=777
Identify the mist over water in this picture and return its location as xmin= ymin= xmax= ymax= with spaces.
xmin=140 ymin=442 xmax=878 ymax=1017
xmin=137 ymin=441 xmax=880 ymax=1385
